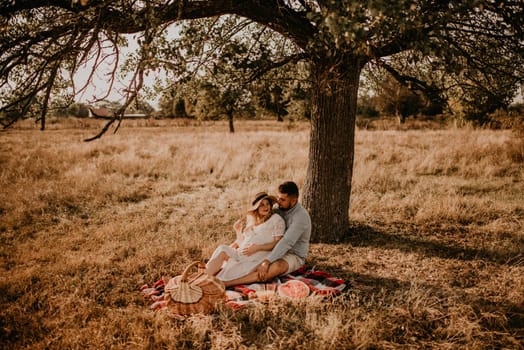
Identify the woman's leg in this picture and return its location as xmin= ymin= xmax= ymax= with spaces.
xmin=205 ymin=250 xmax=230 ymax=276
xmin=223 ymin=259 xmax=289 ymax=287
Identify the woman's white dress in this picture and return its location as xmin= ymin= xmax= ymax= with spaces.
xmin=211 ymin=214 xmax=285 ymax=282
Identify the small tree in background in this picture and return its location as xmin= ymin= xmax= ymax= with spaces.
xmin=362 ymin=52 xmax=447 ymax=124
xmin=357 ymin=94 xmax=380 ymax=119
xmin=373 ymin=77 xmax=424 ymax=125
xmin=155 ymin=20 xmax=257 ymax=132
xmin=363 ymin=46 xmax=521 ymax=125
xmin=126 ymin=100 xmax=155 ymax=116
xmin=173 ymin=97 xmax=187 ymax=118
xmin=65 ymin=103 xmax=90 ymax=118
xmin=256 ymin=84 xmax=289 ymax=121
xmin=157 ymin=87 xmax=189 ymax=118
xmin=252 ymin=60 xmax=311 ymax=122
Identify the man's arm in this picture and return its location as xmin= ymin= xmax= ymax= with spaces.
xmin=265 ymin=211 xmax=310 ymax=263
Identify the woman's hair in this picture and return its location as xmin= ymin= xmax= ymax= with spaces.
xmin=278 ymin=181 xmax=299 ymax=198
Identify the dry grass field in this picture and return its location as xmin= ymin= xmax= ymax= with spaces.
xmin=1 ymin=118 xmax=523 ymax=349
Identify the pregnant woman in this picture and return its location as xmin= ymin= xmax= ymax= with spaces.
xmin=206 ymin=192 xmax=285 ymax=282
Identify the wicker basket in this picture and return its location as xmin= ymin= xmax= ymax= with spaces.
xmin=164 ymin=261 xmax=226 ymax=315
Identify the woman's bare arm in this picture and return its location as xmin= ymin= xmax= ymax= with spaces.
xmin=231 ymin=218 xmax=245 ymax=247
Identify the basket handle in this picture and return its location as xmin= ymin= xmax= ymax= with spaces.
xmin=181 ymin=261 xmax=204 ymax=282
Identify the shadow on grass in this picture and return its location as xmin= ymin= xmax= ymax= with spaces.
xmin=312 ymin=222 xmax=524 ymax=343
xmin=344 ymin=270 xmax=524 ymax=342
xmin=342 ymin=222 xmax=524 ymax=266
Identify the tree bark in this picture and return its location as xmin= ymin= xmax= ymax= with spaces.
xmin=303 ymin=57 xmax=364 ymax=242
xmin=227 ymin=110 xmax=235 ymax=133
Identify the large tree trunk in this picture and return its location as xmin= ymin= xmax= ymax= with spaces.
xmin=303 ymin=58 xmax=363 ymax=243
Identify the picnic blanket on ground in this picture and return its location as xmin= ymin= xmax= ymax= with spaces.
xmin=140 ymin=265 xmax=348 ymax=311
xmin=225 ymin=265 xmax=347 ymax=309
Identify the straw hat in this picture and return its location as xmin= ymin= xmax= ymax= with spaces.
xmin=249 ymin=192 xmax=278 ymax=212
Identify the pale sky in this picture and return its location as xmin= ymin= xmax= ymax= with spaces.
xmin=72 ymin=34 xmax=163 ymax=109
xmin=72 ymin=31 xmax=523 ymax=110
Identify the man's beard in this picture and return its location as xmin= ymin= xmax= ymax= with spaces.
xmin=279 ymin=204 xmax=290 ymax=211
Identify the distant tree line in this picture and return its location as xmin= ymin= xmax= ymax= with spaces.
xmin=7 ymin=64 xmax=521 ymax=130
xmin=152 ymin=57 xmax=523 ymax=128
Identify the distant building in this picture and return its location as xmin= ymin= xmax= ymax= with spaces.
xmin=88 ymin=107 xmax=147 ymax=119
xmin=88 ymin=107 xmax=113 ymax=118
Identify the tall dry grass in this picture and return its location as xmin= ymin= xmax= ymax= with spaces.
xmin=0 ymin=118 xmax=522 ymax=349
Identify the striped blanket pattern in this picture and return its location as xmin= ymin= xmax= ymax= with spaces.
xmin=225 ymin=265 xmax=348 ymax=309
xmin=141 ymin=266 xmax=348 ymax=311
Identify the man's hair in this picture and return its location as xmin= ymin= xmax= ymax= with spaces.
xmin=278 ymin=181 xmax=299 ymax=198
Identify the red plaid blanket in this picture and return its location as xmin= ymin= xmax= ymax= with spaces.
xmin=141 ymin=266 xmax=348 ymax=311
xmin=225 ymin=266 xmax=347 ymax=309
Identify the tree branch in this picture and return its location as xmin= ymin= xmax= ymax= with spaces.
xmin=3 ymin=1 xmax=317 ymax=50
xmin=248 ymin=52 xmax=309 ymax=82
xmin=377 ymin=59 xmax=447 ymax=110
xmin=83 ymin=117 xmax=117 ymax=141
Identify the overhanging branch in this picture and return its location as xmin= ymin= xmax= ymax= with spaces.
xmin=248 ymin=52 xmax=309 ymax=82
xmin=3 ymin=1 xmax=317 ymax=50
xmin=83 ymin=117 xmax=117 ymax=141
xmin=377 ymin=59 xmax=447 ymax=109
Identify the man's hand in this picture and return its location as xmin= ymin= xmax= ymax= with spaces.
xmin=256 ymin=260 xmax=270 ymax=281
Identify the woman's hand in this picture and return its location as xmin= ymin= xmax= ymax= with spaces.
xmin=241 ymin=243 xmax=258 ymax=256
xmin=233 ymin=219 xmax=243 ymax=234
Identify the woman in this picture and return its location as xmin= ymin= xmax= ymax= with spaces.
xmin=206 ymin=192 xmax=285 ymax=282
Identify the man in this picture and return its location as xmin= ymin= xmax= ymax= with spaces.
xmin=223 ymin=181 xmax=311 ymax=287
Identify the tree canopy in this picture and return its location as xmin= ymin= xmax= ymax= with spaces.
xmin=1 ymin=0 xmax=523 ymax=241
